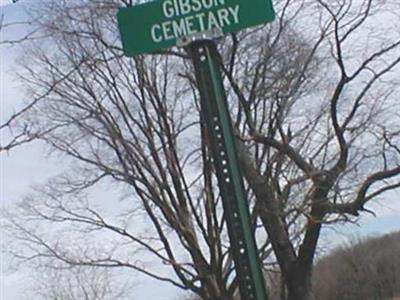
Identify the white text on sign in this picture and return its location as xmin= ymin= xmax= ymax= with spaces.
xmin=151 ymin=0 xmax=240 ymax=43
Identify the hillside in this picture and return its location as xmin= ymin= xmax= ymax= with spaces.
xmin=313 ymin=231 xmax=400 ymax=300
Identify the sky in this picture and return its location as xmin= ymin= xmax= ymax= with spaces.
xmin=0 ymin=0 xmax=18 ymax=7
xmin=1 ymin=1 xmax=400 ymax=300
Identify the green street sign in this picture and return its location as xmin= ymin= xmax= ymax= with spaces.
xmin=118 ymin=0 xmax=275 ymax=56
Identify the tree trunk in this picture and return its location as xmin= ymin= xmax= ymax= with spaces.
xmin=286 ymin=268 xmax=313 ymax=300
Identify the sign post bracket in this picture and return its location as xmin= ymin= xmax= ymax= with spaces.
xmin=176 ymin=28 xmax=223 ymax=47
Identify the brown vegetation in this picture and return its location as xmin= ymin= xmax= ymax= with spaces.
xmin=313 ymin=231 xmax=400 ymax=300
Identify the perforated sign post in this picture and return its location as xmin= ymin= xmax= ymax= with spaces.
xmin=118 ymin=1 xmax=275 ymax=299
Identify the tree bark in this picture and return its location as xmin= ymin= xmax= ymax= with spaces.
xmin=286 ymin=267 xmax=313 ymax=300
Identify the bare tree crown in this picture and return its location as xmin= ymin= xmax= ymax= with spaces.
xmin=2 ymin=1 xmax=399 ymax=299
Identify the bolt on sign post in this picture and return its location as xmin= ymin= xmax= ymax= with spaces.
xmin=118 ymin=1 xmax=275 ymax=299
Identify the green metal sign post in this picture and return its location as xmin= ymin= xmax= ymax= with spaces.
xmin=117 ymin=1 xmax=275 ymax=299
xmin=188 ymin=40 xmax=269 ymax=300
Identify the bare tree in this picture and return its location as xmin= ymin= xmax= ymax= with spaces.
xmin=29 ymin=264 xmax=133 ymax=300
xmin=2 ymin=1 xmax=400 ymax=300
xmin=228 ymin=1 xmax=400 ymax=299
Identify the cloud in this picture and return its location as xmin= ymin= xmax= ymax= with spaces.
xmin=0 ymin=0 xmax=11 ymax=7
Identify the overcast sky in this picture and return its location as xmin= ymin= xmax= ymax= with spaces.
xmin=0 ymin=0 xmax=17 ymax=7
xmin=1 ymin=1 xmax=399 ymax=300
